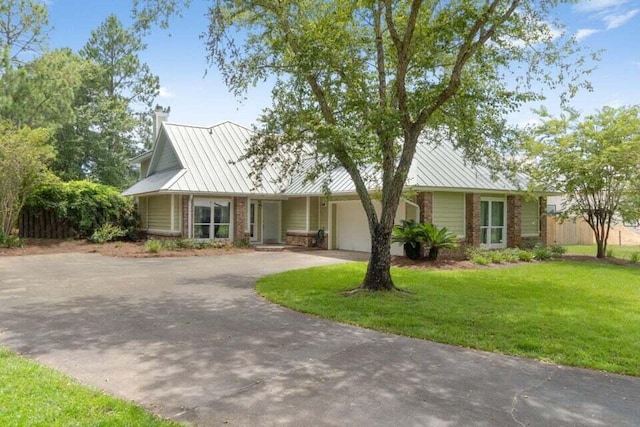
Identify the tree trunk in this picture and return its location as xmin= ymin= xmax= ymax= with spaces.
xmin=361 ymin=224 xmax=394 ymax=291
xmin=596 ymin=239 xmax=606 ymax=259
xmin=428 ymin=246 xmax=438 ymax=261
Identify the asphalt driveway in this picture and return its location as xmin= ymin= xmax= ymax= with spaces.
xmin=0 ymin=251 xmax=638 ymax=426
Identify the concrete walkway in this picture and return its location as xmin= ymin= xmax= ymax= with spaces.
xmin=0 ymin=252 xmax=638 ymax=426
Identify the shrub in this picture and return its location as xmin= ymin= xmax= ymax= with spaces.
xmin=606 ymin=249 xmax=614 ymax=258
xmin=88 ymin=223 xmax=126 ymax=244
xmin=518 ymin=251 xmax=534 ymax=262
xmin=391 ymin=220 xmax=423 ymax=260
xmin=630 ymin=252 xmax=640 ymax=264
xmin=502 ymin=249 xmax=521 ymax=263
xmin=489 ymin=251 xmax=503 ymax=264
xmin=550 ymin=245 xmax=567 ymax=257
xmin=419 ymin=223 xmax=458 ymax=261
xmin=533 ymin=245 xmax=552 ymax=261
xmin=0 ymin=233 xmax=25 ymax=248
xmin=471 ymin=254 xmax=489 ymax=265
xmin=24 ymin=181 xmax=139 ymax=240
xmin=144 ymin=239 xmax=162 ymax=254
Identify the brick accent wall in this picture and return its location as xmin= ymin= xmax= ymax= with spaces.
xmin=233 ymin=196 xmax=247 ymax=244
xmin=539 ymin=196 xmax=548 ymax=245
xmin=465 ymin=193 xmax=481 ymax=247
xmin=506 ymin=195 xmax=522 ymax=248
xmin=182 ymin=195 xmax=189 ymax=238
xmin=417 ymin=192 xmax=433 ymax=223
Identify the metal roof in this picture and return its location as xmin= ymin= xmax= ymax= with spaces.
xmin=123 ymin=122 xmax=283 ymax=196
xmin=409 ymin=138 xmax=525 ymax=192
xmin=123 ymin=122 xmax=526 ymax=197
xmin=284 ymin=138 xmax=525 ymax=195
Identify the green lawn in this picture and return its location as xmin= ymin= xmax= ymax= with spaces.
xmin=0 ymin=347 xmax=182 ymax=426
xmin=564 ymin=244 xmax=640 ymax=260
xmin=257 ymin=261 xmax=640 ymax=376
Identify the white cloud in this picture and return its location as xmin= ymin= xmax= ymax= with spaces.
xmin=575 ymin=0 xmax=629 ymax=13
xmin=158 ymin=86 xmax=174 ymax=98
xmin=603 ymin=8 xmax=640 ymax=29
xmin=604 ymin=97 xmax=622 ymax=108
xmin=575 ymin=28 xmax=600 ymax=41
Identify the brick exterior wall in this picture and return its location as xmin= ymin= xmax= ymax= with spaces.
xmin=465 ymin=193 xmax=481 ymax=247
xmin=506 ymin=195 xmax=522 ymax=248
xmin=233 ymin=196 xmax=248 ymax=244
xmin=182 ymin=195 xmax=189 ymax=238
xmin=417 ymin=192 xmax=433 ymax=223
xmin=539 ymin=196 xmax=548 ymax=245
xmin=286 ymin=231 xmax=316 ymax=247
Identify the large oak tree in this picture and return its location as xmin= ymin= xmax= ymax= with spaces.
xmin=135 ymin=0 xmax=589 ymax=291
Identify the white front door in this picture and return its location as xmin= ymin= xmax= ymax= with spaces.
xmin=480 ymin=199 xmax=506 ymax=248
xmin=262 ymin=201 xmax=281 ymax=243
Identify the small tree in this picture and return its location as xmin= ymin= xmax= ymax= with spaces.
xmin=525 ymin=106 xmax=640 ymax=258
xmin=0 ymin=122 xmax=53 ymax=235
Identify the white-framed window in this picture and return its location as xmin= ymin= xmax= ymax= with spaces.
xmin=193 ymin=198 xmax=232 ymax=240
xmin=480 ymin=198 xmax=506 ymax=248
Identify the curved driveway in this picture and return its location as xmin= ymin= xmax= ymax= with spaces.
xmin=0 ymin=252 xmax=638 ymax=426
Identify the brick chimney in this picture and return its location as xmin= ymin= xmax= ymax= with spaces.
xmin=152 ymin=105 xmax=170 ymax=146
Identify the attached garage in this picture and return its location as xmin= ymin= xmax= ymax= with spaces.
xmin=332 ymin=200 xmax=409 ymax=256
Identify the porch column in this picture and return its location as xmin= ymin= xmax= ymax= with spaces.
xmin=506 ymin=195 xmax=522 ymax=248
xmin=465 ymin=193 xmax=481 ymax=247
xmin=233 ymin=196 xmax=248 ymax=244
xmin=539 ymin=196 xmax=548 ymax=245
xmin=417 ymin=192 xmax=433 ymax=223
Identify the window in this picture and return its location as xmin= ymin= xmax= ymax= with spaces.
xmin=193 ymin=198 xmax=232 ymax=240
xmin=480 ymin=199 xmax=506 ymax=248
xmin=249 ymin=202 xmax=256 ymax=239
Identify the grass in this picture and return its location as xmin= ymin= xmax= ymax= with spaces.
xmin=257 ymin=261 xmax=640 ymax=376
xmin=0 ymin=346 xmax=182 ymax=426
xmin=564 ymin=244 xmax=640 ymax=260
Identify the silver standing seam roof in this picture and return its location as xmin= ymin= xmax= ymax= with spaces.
xmin=123 ymin=122 xmax=525 ymax=197
xmin=123 ymin=121 xmax=283 ymax=196
xmin=284 ymin=139 xmax=525 ymax=195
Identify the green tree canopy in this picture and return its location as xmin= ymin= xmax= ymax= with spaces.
xmin=76 ymin=14 xmax=159 ymax=188
xmin=134 ymin=0 xmax=590 ymax=291
xmin=525 ymin=105 xmax=640 ymax=258
xmin=0 ymin=122 xmax=53 ymax=236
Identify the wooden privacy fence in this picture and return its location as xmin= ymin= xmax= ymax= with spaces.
xmin=19 ymin=209 xmax=77 ymax=239
xmin=547 ymin=216 xmax=640 ymax=245
xmin=547 ymin=216 xmax=593 ymax=245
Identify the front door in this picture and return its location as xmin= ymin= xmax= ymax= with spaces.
xmin=262 ymin=201 xmax=281 ymax=244
xmin=481 ymin=199 xmax=506 ymax=248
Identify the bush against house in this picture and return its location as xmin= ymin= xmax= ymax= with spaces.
xmin=21 ymin=180 xmax=138 ymax=240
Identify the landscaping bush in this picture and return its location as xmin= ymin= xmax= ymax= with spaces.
xmin=144 ymin=239 xmax=162 ymax=254
xmin=630 ymin=252 xmax=640 ymax=264
xmin=550 ymin=245 xmax=567 ymax=257
xmin=24 ymin=180 xmax=138 ymax=240
xmin=391 ymin=220 xmax=423 ymax=260
xmin=0 ymin=231 xmax=24 ymax=248
xmin=88 ymin=223 xmax=126 ymax=244
xmin=533 ymin=244 xmax=553 ymax=261
xmin=518 ymin=250 xmax=534 ymax=262
xmin=489 ymin=251 xmax=503 ymax=264
xmin=392 ymin=220 xmax=458 ymax=260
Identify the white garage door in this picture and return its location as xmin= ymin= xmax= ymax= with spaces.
xmin=335 ymin=201 xmax=404 ymax=255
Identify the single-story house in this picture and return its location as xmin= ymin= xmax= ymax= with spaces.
xmin=123 ymin=108 xmax=547 ymax=254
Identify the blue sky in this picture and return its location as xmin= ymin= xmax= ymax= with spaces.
xmin=46 ymin=0 xmax=640 ymax=128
